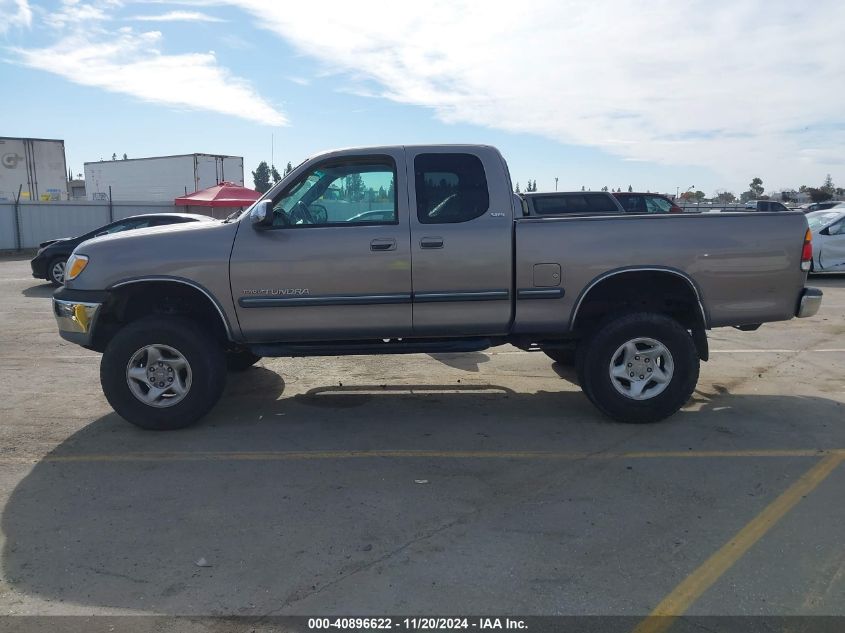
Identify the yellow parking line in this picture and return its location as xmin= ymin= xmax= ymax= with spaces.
xmin=0 ymin=447 xmax=835 ymax=464
xmin=631 ymin=452 xmax=845 ymax=633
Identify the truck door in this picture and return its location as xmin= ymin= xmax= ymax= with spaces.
xmin=230 ymin=150 xmax=412 ymax=341
xmin=407 ymin=147 xmax=514 ymax=335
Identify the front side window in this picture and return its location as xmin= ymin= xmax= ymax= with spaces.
xmin=271 ymin=158 xmax=397 ymax=227
xmin=92 ymin=218 xmax=153 ymax=237
xmin=645 ymin=196 xmax=673 ymax=213
xmin=415 ymin=153 xmax=489 ymax=224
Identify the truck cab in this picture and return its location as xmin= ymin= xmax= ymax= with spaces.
xmin=234 ymin=145 xmax=514 ymax=341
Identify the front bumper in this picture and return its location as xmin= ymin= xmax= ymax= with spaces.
xmin=796 ymin=287 xmax=823 ymax=318
xmin=30 ymin=253 xmax=48 ymax=279
xmin=52 ymin=288 xmax=108 ymax=347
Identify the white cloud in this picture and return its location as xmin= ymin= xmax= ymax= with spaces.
xmin=0 ymin=0 xmax=33 ymax=33
xmin=11 ymin=28 xmax=286 ymax=126
xmin=222 ymin=0 xmax=845 ymax=189
xmin=132 ymin=10 xmax=225 ymax=22
xmin=9 ymin=0 xmax=284 ymax=127
xmin=43 ymin=0 xmax=113 ymax=28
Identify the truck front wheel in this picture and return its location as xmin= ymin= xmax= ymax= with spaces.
xmin=100 ymin=316 xmax=226 ymax=430
xmin=577 ymin=312 xmax=699 ymax=424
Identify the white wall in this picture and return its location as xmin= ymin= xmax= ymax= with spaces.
xmin=0 ymin=201 xmax=224 ymax=250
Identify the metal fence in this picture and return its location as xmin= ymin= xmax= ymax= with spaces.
xmin=0 ymin=201 xmax=239 ymax=250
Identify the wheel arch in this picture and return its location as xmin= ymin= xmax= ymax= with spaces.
xmin=92 ymin=277 xmax=235 ymax=352
xmin=569 ymin=267 xmax=709 ymax=360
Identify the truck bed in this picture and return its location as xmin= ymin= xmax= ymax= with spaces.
xmin=513 ymin=211 xmax=809 ymax=333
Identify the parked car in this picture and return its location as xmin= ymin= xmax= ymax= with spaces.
xmin=613 ymin=192 xmax=682 ymax=213
xmin=520 ymin=191 xmax=623 ymax=215
xmin=52 ymin=144 xmax=820 ymax=430
xmin=799 ymin=201 xmax=841 ymax=213
xmin=807 ymin=209 xmax=845 ymax=272
xmin=744 ymin=200 xmax=790 ymax=212
xmin=31 ymin=213 xmax=216 ymax=285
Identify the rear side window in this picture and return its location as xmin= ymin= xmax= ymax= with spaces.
xmin=584 ymin=193 xmax=619 ymax=213
xmin=415 ymin=153 xmax=489 ymax=224
xmin=616 ymin=195 xmax=644 ymax=213
xmin=532 ymin=194 xmax=618 ymax=215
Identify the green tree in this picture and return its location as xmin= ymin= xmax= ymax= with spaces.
xmin=807 ymin=187 xmax=833 ymax=203
xmin=345 ymin=173 xmax=365 ymax=201
xmin=749 ymin=177 xmax=764 ymax=197
xmin=821 ymin=174 xmax=835 ymax=195
xmin=515 ymin=182 xmax=521 ymax=193
xmin=628 ymin=184 xmax=633 ymax=192
xmin=252 ymin=161 xmax=272 ymax=193
xmin=714 ymin=190 xmax=736 ymax=204
xmin=122 ymin=153 xmax=128 ymax=160
xmin=271 ymin=165 xmax=281 ymax=184
xmin=284 ymin=161 xmax=293 ymax=176
xmin=601 ymin=185 xmax=608 ymax=192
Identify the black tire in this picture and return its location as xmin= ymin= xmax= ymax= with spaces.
xmin=47 ymin=256 xmax=67 ymax=286
xmin=578 ymin=312 xmax=699 ymax=424
xmin=226 ymin=349 xmax=262 ymax=372
xmin=100 ymin=316 xmax=226 ymax=430
xmin=543 ymin=348 xmax=576 ymax=366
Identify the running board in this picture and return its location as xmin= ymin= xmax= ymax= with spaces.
xmin=250 ymin=338 xmax=492 ymax=358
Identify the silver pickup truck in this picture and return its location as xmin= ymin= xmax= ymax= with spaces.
xmin=52 ymin=144 xmax=822 ymax=430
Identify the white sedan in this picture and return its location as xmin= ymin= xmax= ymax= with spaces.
xmin=807 ymin=206 xmax=845 ymax=272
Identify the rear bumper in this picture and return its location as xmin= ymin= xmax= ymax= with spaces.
xmin=52 ymin=288 xmax=108 ymax=347
xmin=796 ymin=287 xmax=823 ymax=318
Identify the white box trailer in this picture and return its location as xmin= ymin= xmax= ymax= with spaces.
xmin=0 ymin=137 xmax=68 ymax=202
xmin=84 ymin=154 xmax=244 ymax=202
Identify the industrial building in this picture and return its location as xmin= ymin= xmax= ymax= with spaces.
xmin=84 ymin=153 xmax=244 ymax=202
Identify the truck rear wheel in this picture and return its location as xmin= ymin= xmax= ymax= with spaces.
xmin=577 ymin=312 xmax=699 ymax=424
xmin=100 ymin=316 xmax=226 ymax=430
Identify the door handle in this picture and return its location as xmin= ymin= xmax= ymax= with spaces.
xmin=370 ymin=238 xmax=396 ymax=251
xmin=420 ymin=237 xmax=444 ymax=249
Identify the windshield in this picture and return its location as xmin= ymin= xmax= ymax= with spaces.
xmin=807 ymin=211 xmax=845 ymax=230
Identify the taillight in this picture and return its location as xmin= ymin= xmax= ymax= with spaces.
xmin=800 ymin=228 xmax=812 ymax=271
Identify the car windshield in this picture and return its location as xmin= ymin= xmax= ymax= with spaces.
xmin=807 ymin=211 xmax=845 ymax=230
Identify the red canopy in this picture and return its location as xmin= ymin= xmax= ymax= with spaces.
xmin=174 ymin=181 xmax=261 ymax=208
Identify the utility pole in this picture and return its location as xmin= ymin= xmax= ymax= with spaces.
xmin=555 ymin=177 xmax=559 ymax=191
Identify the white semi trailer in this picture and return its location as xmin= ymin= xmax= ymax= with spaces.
xmin=0 ymin=137 xmax=68 ymax=202
xmin=84 ymin=153 xmax=244 ymax=202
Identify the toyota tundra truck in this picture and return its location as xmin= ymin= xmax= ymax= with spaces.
xmin=51 ymin=145 xmax=822 ymax=430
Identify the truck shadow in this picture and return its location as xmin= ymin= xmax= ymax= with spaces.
xmin=20 ymin=283 xmax=54 ymax=298
xmin=3 ymin=375 xmax=845 ymax=614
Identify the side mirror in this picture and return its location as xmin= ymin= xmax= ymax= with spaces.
xmin=250 ymin=200 xmax=273 ymax=228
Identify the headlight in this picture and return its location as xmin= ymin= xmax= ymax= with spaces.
xmin=65 ymin=254 xmax=89 ymax=281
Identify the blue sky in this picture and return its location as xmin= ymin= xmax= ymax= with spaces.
xmin=2 ymin=0 xmax=844 ymax=197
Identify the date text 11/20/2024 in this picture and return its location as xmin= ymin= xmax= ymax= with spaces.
xmin=308 ymin=617 xmax=528 ymax=630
